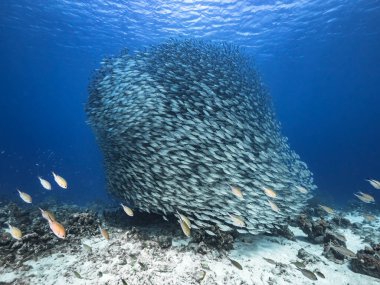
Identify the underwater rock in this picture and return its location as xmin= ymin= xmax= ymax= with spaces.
xmin=350 ymin=243 xmax=380 ymax=279
xmin=191 ymin=226 xmax=235 ymax=251
xmin=297 ymin=215 xmax=329 ymax=244
xmin=86 ymin=39 xmax=316 ymax=235
xmin=0 ymin=203 xmax=102 ymax=269
xmin=323 ymin=242 xmax=356 ymax=264
xmin=297 ymin=248 xmax=323 ymax=265
xmin=270 ymin=224 xmax=296 ymax=241
xmin=331 ymin=216 xmax=351 ymax=228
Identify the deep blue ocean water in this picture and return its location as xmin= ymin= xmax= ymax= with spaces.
xmin=0 ymin=0 xmax=379 ymax=208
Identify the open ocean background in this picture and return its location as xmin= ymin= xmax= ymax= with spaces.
xmin=0 ymin=0 xmax=379 ymax=207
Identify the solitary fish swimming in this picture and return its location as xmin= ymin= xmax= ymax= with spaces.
xmin=366 ymin=179 xmax=380 ymax=190
xmin=99 ymin=226 xmax=110 ymax=240
xmin=52 ymin=172 xmax=68 ymax=189
xmin=47 ymin=216 xmax=66 ymax=239
xmin=121 ymin=203 xmax=134 ymax=216
xmin=4 ymin=222 xmax=22 ymax=240
xmin=17 ymin=189 xmax=32 ymax=203
xmin=38 ymin=176 xmax=52 ymax=190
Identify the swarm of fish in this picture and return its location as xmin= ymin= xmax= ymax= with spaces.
xmin=86 ymin=39 xmax=316 ymax=235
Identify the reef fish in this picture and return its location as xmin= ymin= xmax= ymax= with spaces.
xmin=366 ymin=179 xmax=380 ymax=190
xmin=319 ymin=205 xmax=334 ymax=215
xmin=230 ymin=185 xmax=244 ymax=199
xmin=99 ymin=226 xmax=110 ymax=240
xmin=38 ymin=176 xmax=52 ymax=190
xmin=17 ymin=189 xmax=32 ymax=203
xmin=354 ymin=192 xmax=375 ymax=203
xmin=39 ymin=208 xmax=56 ymax=222
xmin=121 ymin=203 xmax=134 ymax=216
xmin=52 ymin=172 xmax=68 ymax=189
xmin=47 ymin=216 xmax=66 ymax=239
xmin=5 ymin=223 xmax=22 ymax=240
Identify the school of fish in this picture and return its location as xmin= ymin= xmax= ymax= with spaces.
xmin=86 ymin=39 xmax=317 ymax=235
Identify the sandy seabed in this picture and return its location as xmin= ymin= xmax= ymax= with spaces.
xmin=1 ymin=213 xmax=379 ymax=285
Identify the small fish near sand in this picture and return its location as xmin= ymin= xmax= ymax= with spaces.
xmin=82 ymin=243 xmax=92 ymax=253
xmin=176 ymin=211 xmax=191 ymax=229
xmin=120 ymin=203 xmax=134 ymax=216
xmin=228 ymin=258 xmax=243 ymax=270
xmin=17 ymin=189 xmax=32 ymax=203
xmin=38 ymin=176 xmax=52 ymax=190
xmin=298 ymin=268 xmax=318 ymax=280
xmin=99 ymin=226 xmax=110 ymax=240
xmin=263 ymin=257 xmax=277 ymax=265
xmin=4 ymin=223 xmax=22 ymax=240
xmin=366 ymin=179 xmax=380 ymax=190
xmin=319 ymin=204 xmax=334 ymax=215
xmin=228 ymin=214 xmax=246 ymax=227
xmin=178 ymin=217 xmax=191 ymax=237
xmin=363 ymin=215 xmax=377 ymax=222
xmin=52 ymin=172 xmax=68 ymax=189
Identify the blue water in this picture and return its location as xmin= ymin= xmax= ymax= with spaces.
xmin=0 ymin=0 xmax=379 ymax=207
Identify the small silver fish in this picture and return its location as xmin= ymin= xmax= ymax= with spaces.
xmin=229 ymin=258 xmax=243 ymax=270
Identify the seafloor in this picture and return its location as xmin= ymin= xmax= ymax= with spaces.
xmin=0 ymin=199 xmax=379 ymax=285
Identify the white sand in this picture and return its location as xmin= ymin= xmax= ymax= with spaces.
xmin=0 ymin=214 xmax=379 ymax=285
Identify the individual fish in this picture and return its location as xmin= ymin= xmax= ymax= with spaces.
xmin=329 ymin=243 xmax=356 ymax=259
xmin=17 ymin=189 xmax=32 ymax=203
xmin=363 ymin=215 xmax=376 ymax=222
xmin=52 ymin=171 xmax=68 ymax=189
xmin=121 ymin=203 xmax=134 ymax=216
xmin=263 ymin=187 xmax=277 ymax=198
xmin=82 ymin=243 xmax=92 ymax=253
xmin=99 ymin=226 xmax=110 ymax=240
xmin=296 ymin=186 xmax=308 ymax=194
xmin=38 ymin=176 xmax=52 ymax=190
xmin=366 ymin=179 xmax=380 ymax=190
xmin=228 ymin=214 xmax=245 ymax=227
xmin=121 ymin=278 xmax=128 ymax=285
xmin=4 ymin=223 xmax=22 ymax=240
xmin=39 ymin=208 xmax=56 ymax=222
xmin=230 ymin=185 xmax=244 ymax=199
xmin=176 ymin=211 xmax=191 ymax=229
xmin=267 ymin=199 xmax=280 ymax=213
xmin=354 ymin=192 xmax=375 ymax=203
xmin=73 ymin=271 xmax=82 ymax=279
xmin=319 ymin=204 xmax=334 ymax=214
xmin=47 ymin=216 xmax=66 ymax=239
xmin=298 ymin=268 xmax=318 ymax=280
xmin=228 ymin=258 xmax=243 ymax=270
xmin=178 ymin=218 xmax=191 ymax=237
xmin=314 ymin=270 xmax=325 ymax=278
xmin=291 ymin=261 xmax=305 ymax=268
xmin=263 ymin=257 xmax=277 ymax=265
